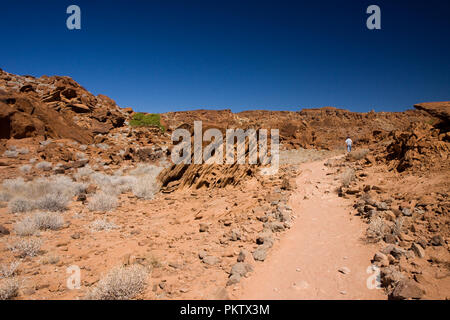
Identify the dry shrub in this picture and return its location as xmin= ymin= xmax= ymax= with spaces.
xmin=8 ymin=238 xmax=42 ymax=258
xmin=340 ymin=168 xmax=355 ymax=188
xmin=0 ymin=261 xmax=20 ymax=279
xmin=87 ymin=193 xmax=118 ymax=212
xmin=14 ymin=216 xmax=39 ymax=236
xmin=90 ymin=218 xmax=118 ymax=232
xmin=40 ymin=254 xmax=60 ymax=265
xmin=347 ymin=148 xmax=369 ymax=161
xmin=366 ymin=216 xmax=391 ymax=242
xmin=36 ymin=161 xmax=52 ymax=171
xmin=3 ymin=176 xmax=85 ymax=213
xmin=85 ymin=264 xmax=148 ymax=300
xmin=15 ymin=212 xmax=64 ymax=236
xmin=3 ymin=150 xmax=18 ymax=158
xmin=19 ymin=165 xmax=32 ymax=174
xmin=0 ymin=278 xmax=19 ymax=300
xmin=8 ymin=197 xmax=35 ymax=213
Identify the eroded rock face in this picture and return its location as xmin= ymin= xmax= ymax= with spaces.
xmin=0 ymin=69 xmax=127 ymax=143
xmin=158 ymin=163 xmax=256 ymax=192
xmin=414 ymin=101 xmax=450 ymax=123
xmin=0 ymin=91 xmax=92 ymax=143
xmin=385 ymin=122 xmax=449 ymax=172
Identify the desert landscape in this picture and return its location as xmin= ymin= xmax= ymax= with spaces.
xmin=0 ymin=68 xmax=448 ymax=300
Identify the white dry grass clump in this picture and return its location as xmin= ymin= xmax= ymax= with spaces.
xmin=87 ymin=192 xmax=118 ymax=212
xmin=0 ymin=278 xmax=19 ymax=300
xmin=129 ymin=164 xmax=163 ymax=200
xmin=14 ymin=216 xmax=39 ymax=236
xmin=17 ymin=147 xmax=29 ymax=155
xmin=90 ymin=218 xmax=118 ymax=232
xmin=85 ymin=264 xmax=148 ymax=300
xmin=39 ymin=139 xmax=52 ymax=147
xmin=392 ymin=217 xmax=404 ymax=236
xmin=347 ymin=148 xmax=369 ymax=161
xmin=79 ymin=144 xmax=87 ymax=151
xmin=0 ymin=191 xmax=13 ymax=202
xmin=8 ymin=197 xmax=35 ymax=213
xmin=29 ymin=158 xmax=37 ymax=164
xmin=19 ymin=164 xmax=32 ymax=174
xmin=3 ymin=150 xmax=18 ymax=158
xmin=366 ymin=216 xmax=391 ymax=242
xmin=74 ymin=165 xmax=94 ymax=180
xmin=96 ymin=143 xmax=110 ymax=150
xmin=16 ymin=211 xmax=65 ymax=233
xmin=0 ymin=262 xmax=20 ymax=279
xmin=3 ymin=176 xmax=86 ymax=213
xmin=132 ymin=178 xmax=159 ymax=200
xmin=36 ymin=161 xmax=52 ymax=171
xmin=340 ymin=168 xmax=355 ymax=188
xmin=89 ymin=172 xmax=136 ymax=195
xmin=34 ymin=192 xmax=70 ymax=212
xmin=76 ymin=152 xmax=87 ymax=160
xmin=40 ymin=254 xmax=60 ymax=265
xmin=8 ymin=238 xmax=42 ymax=258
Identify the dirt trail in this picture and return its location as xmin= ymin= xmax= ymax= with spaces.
xmin=236 ymin=158 xmax=386 ymax=300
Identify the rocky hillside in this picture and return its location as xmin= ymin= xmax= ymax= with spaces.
xmin=0 ymin=69 xmax=128 ymax=144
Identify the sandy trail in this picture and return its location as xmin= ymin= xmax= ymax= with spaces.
xmin=237 ymin=158 xmax=386 ymax=300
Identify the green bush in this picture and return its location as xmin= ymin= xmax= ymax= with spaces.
xmin=129 ymin=113 xmax=165 ymax=132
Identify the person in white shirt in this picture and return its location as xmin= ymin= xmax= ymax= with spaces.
xmin=345 ymin=137 xmax=352 ymax=152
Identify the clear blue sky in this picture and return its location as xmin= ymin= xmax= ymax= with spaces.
xmin=1 ymin=0 xmax=449 ymax=113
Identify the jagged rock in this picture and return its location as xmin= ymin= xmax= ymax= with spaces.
xmin=226 ymin=274 xmax=241 ymax=286
xmin=430 ymin=235 xmax=444 ymax=246
xmin=202 ymin=255 xmax=220 ymax=266
xmin=256 ymin=229 xmax=273 ymax=246
xmin=253 ymin=246 xmax=269 ymax=261
xmin=411 ymin=243 xmax=425 ymax=258
xmin=0 ymin=224 xmax=10 ymax=237
xmin=230 ymin=262 xmax=253 ymax=277
xmin=390 ymin=279 xmax=425 ymax=300
xmin=263 ymin=221 xmax=285 ymax=232
xmin=199 ymin=223 xmax=209 ymax=232
xmin=237 ymin=250 xmax=247 ymax=262
xmin=230 ymin=228 xmax=241 ymax=241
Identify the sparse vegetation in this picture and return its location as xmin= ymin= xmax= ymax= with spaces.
xmin=17 ymin=147 xmax=29 ymax=155
xmin=14 ymin=216 xmax=39 ymax=236
xmin=0 ymin=262 xmax=20 ymax=279
xmin=34 ymin=192 xmax=70 ymax=211
xmin=36 ymin=161 xmax=52 ymax=171
xmin=366 ymin=216 xmax=391 ymax=242
xmin=87 ymin=192 xmax=118 ymax=212
xmin=129 ymin=164 xmax=163 ymax=199
xmin=40 ymin=253 xmax=60 ymax=265
xmin=8 ymin=238 xmax=42 ymax=257
xmin=39 ymin=139 xmax=52 ymax=147
xmin=8 ymin=197 xmax=35 ymax=213
xmin=85 ymin=264 xmax=147 ymax=300
xmin=347 ymin=148 xmax=369 ymax=161
xmin=129 ymin=113 xmax=165 ymax=132
xmin=340 ymin=168 xmax=355 ymax=188
xmin=90 ymin=218 xmax=118 ymax=232
xmin=3 ymin=150 xmax=18 ymax=158
xmin=19 ymin=164 xmax=32 ymax=174
xmin=0 ymin=278 xmax=19 ymax=300
xmin=3 ymin=176 xmax=86 ymax=213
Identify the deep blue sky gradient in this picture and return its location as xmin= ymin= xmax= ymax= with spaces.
xmin=1 ymin=0 xmax=449 ymax=113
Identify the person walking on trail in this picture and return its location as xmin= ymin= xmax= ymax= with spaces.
xmin=345 ymin=137 xmax=352 ymax=152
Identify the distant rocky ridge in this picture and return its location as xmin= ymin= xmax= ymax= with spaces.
xmin=0 ymin=68 xmax=446 ymax=155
